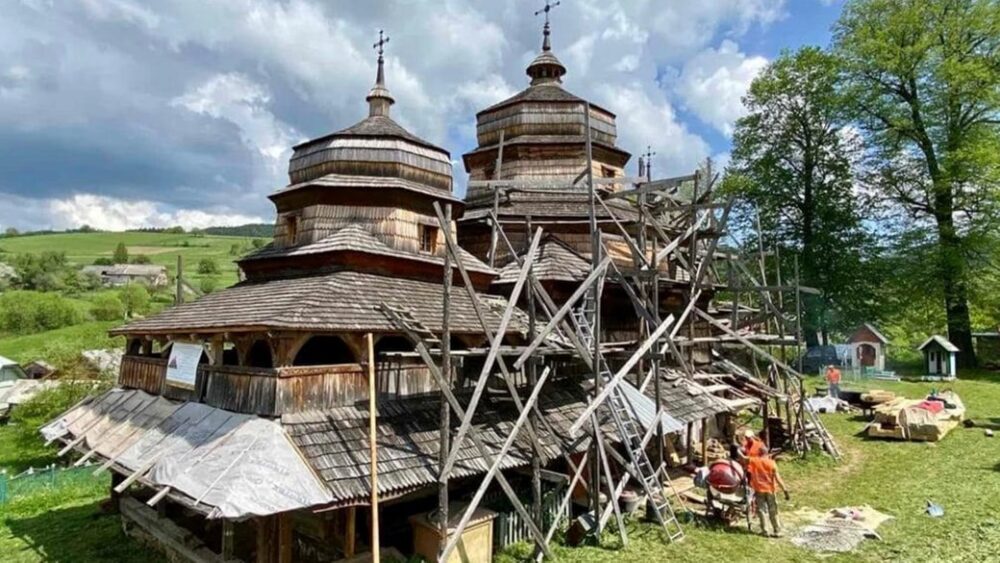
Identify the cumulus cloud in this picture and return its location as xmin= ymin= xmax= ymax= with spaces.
xmin=0 ymin=0 xmax=789 ymax=230
xmin=597 ymin=84 xmax=711 ymax=178
xmin=49 ymin=194 xmax=264 ymax=231
xmin=675 ymin=40 xmax=769 ymax=137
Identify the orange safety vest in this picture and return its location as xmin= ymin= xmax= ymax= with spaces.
xmin=826 ymin=368 xmax=841 ymax=384
xmin=748 ymin=456 xmax=778 ymax=494
xmin=743 ymin=436 xmax=767 ymax=458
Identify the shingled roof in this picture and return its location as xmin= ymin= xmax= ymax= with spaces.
xmin=112 ymin=269 xmax=524 ymax=336
xmin=645 ymin=370 xmax=736 ymax=423
xmin=273 ymin=173 xmax=462 ymax=203
xmin=283 ymin=381 xmax=596 ymax=504
xmin=495 ymin=235 xmax=590 ymax=285
xmin=240 ymin=224 xmax=492 ymax=276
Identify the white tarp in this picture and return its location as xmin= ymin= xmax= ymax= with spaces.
xmin=42 ymin=389 xmax=333 ymax=519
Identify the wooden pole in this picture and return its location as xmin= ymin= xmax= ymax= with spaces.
xmin=366 ymin=333 xmax=380 ymax=561
xmin=438 ymin=204 xmax=452 ymax=540
xmin=526 ymin=215 xmax=542 ymax=530
xmin=175 ymin=255 xmax=184 ymax=305
xmin=488 ymin=130 xmax=505 ymax=268
xmin=584 ymin=102 xmax=602 ymax=537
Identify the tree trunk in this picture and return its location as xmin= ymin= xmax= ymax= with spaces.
xmin=934 ymin=185 xmax=977 ymax=368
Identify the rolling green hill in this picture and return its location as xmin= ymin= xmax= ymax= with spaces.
xmin=0 ymin=231 xmax=267 ymax=288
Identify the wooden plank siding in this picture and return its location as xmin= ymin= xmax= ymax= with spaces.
xmin=117 ymin=354 xmax=439 ymax=416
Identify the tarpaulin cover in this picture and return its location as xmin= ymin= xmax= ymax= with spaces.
xmin=42 ymin=389 xmax=332 ymax=519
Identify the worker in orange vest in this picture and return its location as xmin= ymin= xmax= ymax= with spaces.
xmin=737 ymin=428 xmax=767 ymax=462
xmin=747 ymin=454 xmax=790 ymax=537
xmin=825 ymin=364 xmax=842 ymax=399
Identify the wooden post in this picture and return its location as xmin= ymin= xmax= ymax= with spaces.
xmin=345 ymin=506 xmax=357 ymax=558
xmin=438 ymin=204 xmax=452 ymax=539
xmin=366 ymin=333 xmax=380 ymax=561
xmin=526 ymin=215 xmax=542 ymax=530
xmin=256 ymin=516 xmax=275 ymax=563
xmin=175 ymin=255 xmax=184 ymax=305
xmin=700 ymin=420 xmax=708 ymax=464
xmin=278 ymin=513 xmax=293 ymax=563
xmin=685 ymin=422 xmax=693 ymax=465
xmin=488 ymin=130 xmax=505 ymax=268
xmin=222 ymin=520 xmax=235 ymax=561
xmin=584 ymin=101 xmax=603 ymax=539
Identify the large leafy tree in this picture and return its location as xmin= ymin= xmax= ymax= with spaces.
xmin=728 ymin=47 xmax=873 ymax=345
xmin=834 ymin=0 xmax=1000 ymax=366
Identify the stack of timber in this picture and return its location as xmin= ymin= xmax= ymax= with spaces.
xmin=866 ymin=391 xmax=965 ymax=442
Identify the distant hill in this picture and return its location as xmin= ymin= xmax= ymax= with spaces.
xmin=196 ymin=223 xmax=274 ymax=237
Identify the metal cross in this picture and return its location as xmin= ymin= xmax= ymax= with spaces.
xmin=373 ymin=30 xmax=389 ymax=58
xmin=534 ymin=0 xmax=561 ymax=25
xmin=643 ymin=146 xmax=656 ymax=180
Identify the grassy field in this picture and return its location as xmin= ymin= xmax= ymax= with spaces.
xmin=0 ymin=231 xmax=261 ymax=287
xmin=1 ymin=371 xmax=997 ymax=562
xmin=0 ymin=321 xmax=123 ymax=367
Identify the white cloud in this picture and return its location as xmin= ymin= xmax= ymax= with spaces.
xmin=48 ymin=194 xmax=264 ymax=231
xmin=172 ymin=73 xmax=301 ymax=162
xmin=0 ymin=0 xmax=792 ymax=229
xmin=597 ymin=84 xmax=711 ymax=178
xmin=675 ymin=40 xmax=769 ymax=136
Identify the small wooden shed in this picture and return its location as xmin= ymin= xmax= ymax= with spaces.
xmin=918 ymin=335 xmax=959 ymax=378
xmin=847 ymin=323 xmax=889 ymax=371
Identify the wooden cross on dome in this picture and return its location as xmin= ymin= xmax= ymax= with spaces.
xmin=534 ymin=1 xmax=561 ymax=51
xmin=373 ymin=29 xmax=389 ymax=60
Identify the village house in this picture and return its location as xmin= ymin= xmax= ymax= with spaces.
xmin=81 ymin=264 xmax=169 ymax=288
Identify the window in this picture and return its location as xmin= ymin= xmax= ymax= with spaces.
xmin=420 ymin=224 xmax=438 ymax=253
xmin=285 ymin=215 xmax=299 ymax=245
xmin=601 ymin=165 xmax=615 ymax=178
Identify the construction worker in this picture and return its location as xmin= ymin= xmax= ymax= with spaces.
xmin=747 ymin=453 xmax=790 ymax=537
xmin=737 ymin=428 xmax=767 ymax=462
xmin=825 ymin=364 xmax=842 ymax=399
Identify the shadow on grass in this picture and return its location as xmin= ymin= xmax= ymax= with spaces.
xmin=4 ymin=501 xmax=154 ymax=563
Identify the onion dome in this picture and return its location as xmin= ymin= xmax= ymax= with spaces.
xmin=286 ymin=36 xmax=452 ymax=193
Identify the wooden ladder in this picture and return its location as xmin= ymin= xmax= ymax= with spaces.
xmin=574 ymin=296 xmax=685 ymax=543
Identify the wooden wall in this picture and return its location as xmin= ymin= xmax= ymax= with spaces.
xmin=273 ymin=204 xmax=454 ymax=256
xmin=117 ymin=355 xmax=441 ymax=417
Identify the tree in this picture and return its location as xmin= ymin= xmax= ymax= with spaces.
xmin=119 ymin=284 xmax=150 ymax=318
xmin=113 ymin=242 xmax=129 ymax=264
xmin=197 ymin=258 xmax=219 ymax=275
xmin=131 ymin=254 xmax=152 ymax=265
xmin=728 ymin=47 xmax=874 ymax=344
xmin=3 ymin=227 xmax=18 ymax=238
xmin=91 ymin=293 xmax=125 ymax=321
xmin=834 ymin=0 xmax=1000 ymax=366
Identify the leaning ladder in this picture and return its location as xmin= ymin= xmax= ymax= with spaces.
xmin=573 ymin=294 xmax=685 ymax=543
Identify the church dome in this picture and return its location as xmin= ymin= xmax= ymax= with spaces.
xmin=287 ymin=49 xmax=452 ymax=193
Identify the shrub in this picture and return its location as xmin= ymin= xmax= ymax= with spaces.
xmin=197 ymin=258 xmax=219 ymax=275
xmin=92 ymin=257 xmax=113 ymax=266
xmin=90 ymin=293 xmax=124 ymax=321
xmin=251 ymin=238 xmax=267 ymax=249
xmin=0 ymin=291 xmax=82 ymax=334
xmin=131 ymin=254 xmax=151 ymax=265
xmin=119 ymin=284 xmax=150 ymax=317
xmin=199 ymin=277 xmax=219 ymax=294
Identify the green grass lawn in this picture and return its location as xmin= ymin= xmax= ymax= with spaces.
xmin=498 ymin=370 xmax=1000 ymax=562
xmin=0 ymin=321 xmax=123 ymax=367
xmin=0 ymin=231 xmax=258 ymax=287
xmin=1 ymin=371 xmax=997 ymax=562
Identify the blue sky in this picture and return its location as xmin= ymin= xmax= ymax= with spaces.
xmin=0 ymin=0 xmax=845 ymax=231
